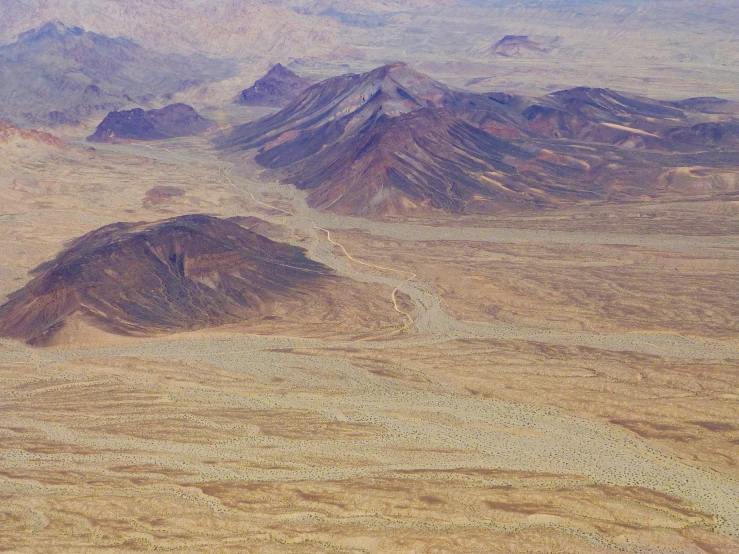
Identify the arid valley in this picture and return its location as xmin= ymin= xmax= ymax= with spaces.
xmin=1 ymin=1 xmax=739 ymax=553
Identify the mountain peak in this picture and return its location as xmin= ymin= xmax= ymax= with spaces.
xmin=266 ymin=63 xmax=291 ymax=76
xmin=237 ymin=63 xmax=311 ymax=107
xmin=370 ymin=61 xmax=412 ymax=78
xmin=384 ymin=61 xmax=409 ymax=71
xmin=18 ymin=21 xmax=84 ymax=42
xmin=366 ymin=61 xmax=440 ymax=87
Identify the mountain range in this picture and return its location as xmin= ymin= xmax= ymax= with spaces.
xmin=0 ymin=21 xmax=235 ymax=126
xmin=0 ymin=1 xmax=343 ymax=58
xmin=218 ymin=62 xmax=739 ymax=215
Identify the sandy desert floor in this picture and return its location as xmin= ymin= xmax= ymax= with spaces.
xmin=1 ymin=124 xmax=739 ymax=553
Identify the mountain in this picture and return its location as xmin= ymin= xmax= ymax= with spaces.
xmin=219 ymin=62 xmax=531 ymax=214
xmin=218 ymin=62 xmax=739 ymax=215
xmin=0 ymin=215 xmax=333 ymax=346
xmin=489 ymin=35 xmax=560 ymax=58
xmin=254 ymin=107 xmax=578 ymax=215
xmin=224 ymin=62 xmax=451 ymax=144
xmin=87 ymin=103 xmax=213 ymax=143
xmin=237 ymin=64 xmax=311 ymax=107
xmin=0 ymin=22 xmax=235 ymax=126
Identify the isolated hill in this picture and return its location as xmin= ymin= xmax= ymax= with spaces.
xmin=0 ymin=22 xmax=235 ymax=126
xmin=237 ymin=64 xmax=311 ymax=107
xmin=0 ymin=215 xmax=333 ymax=345
xmin=87 ymin=103 xmax=213 ymax=143
xmin=218 ymin=62 xmax=739 ymax=215
xmin=0 ymin=119 xmax=68 ymax=166
xmin=490 ymin=35 xmax=559 ymax=58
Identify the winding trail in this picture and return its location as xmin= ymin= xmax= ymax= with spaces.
xmin=215 ymin=161 xmax=416 ymax=334
xmin=315 ymin=226 xmax=415 ymax=327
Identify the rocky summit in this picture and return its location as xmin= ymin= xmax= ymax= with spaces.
xmin=237 ymin=63 xmax=311 ymax=107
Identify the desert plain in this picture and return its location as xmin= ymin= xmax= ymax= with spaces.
xmin=1 ymin=1 xmax=739 ymax=553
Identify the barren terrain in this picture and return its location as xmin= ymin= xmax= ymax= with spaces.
xmin=1 ymin=1 xmax=739 ymax=552
xmin=1 ymin=122 xmax=738 ymax=551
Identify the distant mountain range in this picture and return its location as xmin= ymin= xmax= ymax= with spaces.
xmin=0 ymin=22 xmax=235 ymax=126
xmin=0 ymin=1 xmax=344 ymax=58
xmin=218 ymin=62 xmax=739 ymax=215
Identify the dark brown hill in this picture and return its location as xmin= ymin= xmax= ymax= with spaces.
xmin=666 ymin=121 xmax=739 ymax=148
xmin=87 ymin=103 xmax=213 ymax=143
xmin=0 ymin=215 xmax=333 ymax=345
xmin=521 ymin=88 xmax=739 ymax=150
xmin=518 ymin=88 xmax=686 ymax=147
xmin=217 ymin=63 xmax=739 ymax=215
xmin=237 ymin=64 xmax=311 ymax=107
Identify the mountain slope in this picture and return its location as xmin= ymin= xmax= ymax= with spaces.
xmin=0 ymin=22 xmax=235 ymax=126
xmin=218 ymin=63 xmax=739 ymax=215
xmin=0 ymin=215 xmax=333 ymax=345
xmin=256 ymin=108 xmax=579 ymax=215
